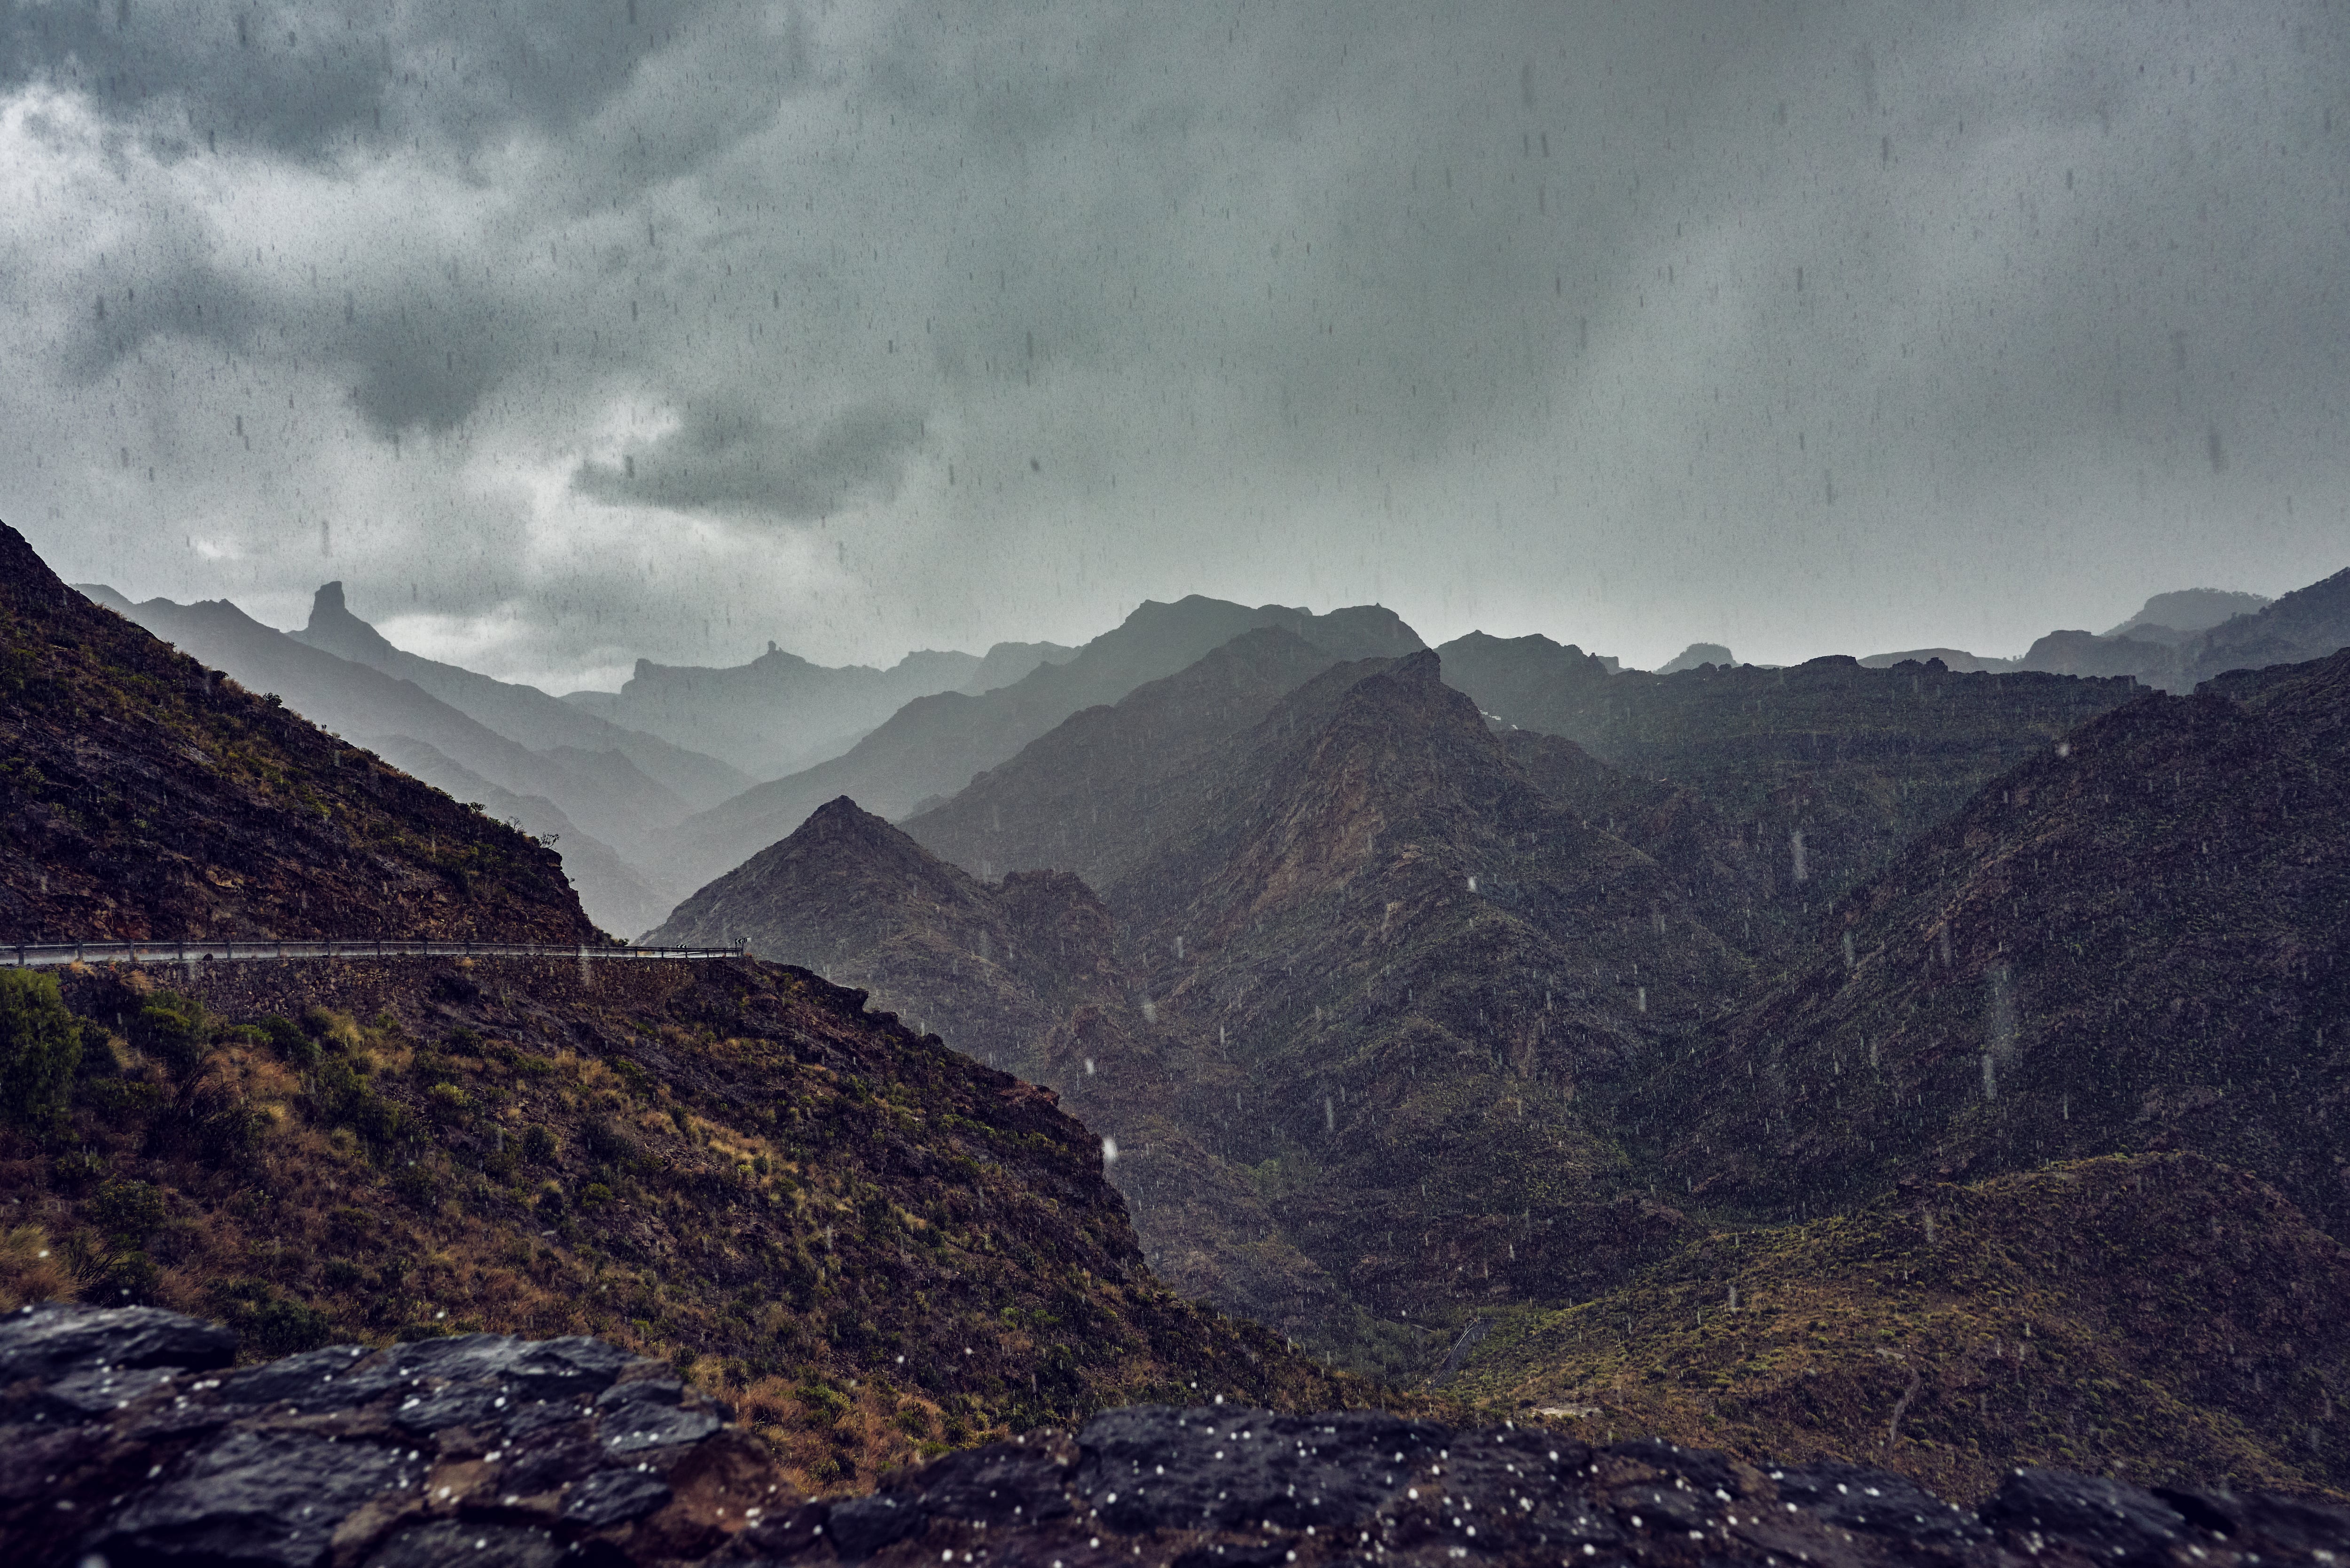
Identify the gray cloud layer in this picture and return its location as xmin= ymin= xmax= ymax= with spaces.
xmin=3 ymin=0 xmax=2346 ymax=684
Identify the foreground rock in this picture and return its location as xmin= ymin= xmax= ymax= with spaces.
xmin=7 ymin=1306 xmax=2349 ymax=1566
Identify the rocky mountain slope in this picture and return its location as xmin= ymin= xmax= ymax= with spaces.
xmin=1630 ymin=650 xmax=2350 ymax=1240
xmin=655 ymin=647 xmax=1766 ymax=1375
xmin=1456 ymin=1153 xmax=2350 ymax=1504
xmin=648 ymin=796 xmax=1358 ymax=1366
xmin=290 ymin=581 xmax=749 ymax=808
xmin=901 ymin=626 xmax=1350 ymax=889
xmin=1 ymin=524 xmax=598 ymax=944
xmin=25 ymin=1303 xmax=2343 ymax=1568
xmin=658 ymin=599 xmax=1425 ymax=899
xmin=563 ymin=638 xmax=1076 ymax=781
xmin=0 ymin=950 xmax=1361 ymax=1498
xmin=1436 ymin=633 xmax=2141 ymax=940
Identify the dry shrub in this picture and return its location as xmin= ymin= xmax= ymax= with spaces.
xmin=0 ymin=1224 xmax=70 ymax=1310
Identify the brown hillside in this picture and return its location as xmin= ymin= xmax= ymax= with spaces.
xmin=0 ymin=952 xmax=1370 ymax=1494
xmin=0 ymin=522 xmax=601 ymax=944
xmin=649 ymin=798 xmax=1353 ymax=1359
xmin=1455 ymin=1153 xmax=2350 ymax=1505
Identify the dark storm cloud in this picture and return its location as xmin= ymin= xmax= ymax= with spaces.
xmin=0 ymin=0 xmax=733 ymax=159
xmin=5 ymin=0 xmax=2348 ymax=682
xmin=574 ymin=401 xmax=928 ymax=520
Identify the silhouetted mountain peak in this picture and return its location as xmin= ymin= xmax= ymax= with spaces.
xmin=1656 ymin=641 xmax=1736 ymax=674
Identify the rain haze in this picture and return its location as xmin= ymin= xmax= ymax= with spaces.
xmin=3 ymin=0 xmax=2346 ymax=687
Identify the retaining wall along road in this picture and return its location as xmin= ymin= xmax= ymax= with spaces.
xmin=0 ymin=939 xmax=744 ymax=968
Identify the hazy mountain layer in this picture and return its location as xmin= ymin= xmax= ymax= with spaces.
xmin=1456 ymin=1153 xmax=2350 ymax=1501
xmin=2192 ymin=565 xmax=2350 ymax=682
xmin=562 ymin=636 xmax=1076 ymax=780
xmin=78 ymin=586 xmax=689 ymax=932
xmin=1853 ymin=585 xmax=2298 ymax=692
xmin=2 ymin=524 xmax=598 ymax=944
xmin=361 ymin=735 xmax=671 ymax=940
xmin=903 ymin=626 xmax=1346 ymax=890
xmin=2105 ymin=587 xmax=2272 ymax=641
xmin=291 ymin=582 xmax=751 ymax=809
xmin=659 ymin=598 xmax=1426 ymax=901
xmin=1634 ymin=650 xmax=2350 ymax=1240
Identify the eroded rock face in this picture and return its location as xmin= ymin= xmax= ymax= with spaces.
xmin=0 ymin=1302 xmax=777 ymax=1567
xmin=7 ymin=1304 xmax=2347 ymax=1568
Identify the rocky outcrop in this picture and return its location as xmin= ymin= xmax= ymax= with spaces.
xmin=8 ymin=1303 xmax=2347 ymax=1567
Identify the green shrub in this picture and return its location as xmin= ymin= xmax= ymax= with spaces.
xmin=130 ymin=991 xmax=210 ymax=1074
xmin=210 ymin=1279 xmax=336 ymax=1356
xmin=0 ymin=970 xmax=83 ymax=1128
xmin=521 ymin=1124 xmax=558 ymax=1162
xmin=257 ymin=1014 xmax=317 ymax=1067
xmin=392 ymin=1164 xmax=441 ymax=1210
xmin=90 ymin=1178 xmax=165 ymax=1242
xmin=49 ymin=1149 xmax=107 ymax=1192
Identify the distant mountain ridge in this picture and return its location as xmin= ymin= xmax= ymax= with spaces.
xmin=76 ymin=585 xmax=682 ymax=936
xmin=1436 ymin=635 xmax=2142 ymax=937
xmin=562 ymin=635 xmax=1077 ymax=779
xmin=290 ymin=582 xmax=749 ymax=809
xmin=1853 ymin=582 xmax=2342 ymax=692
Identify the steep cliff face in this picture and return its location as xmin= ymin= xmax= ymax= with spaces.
xmin=1633 ymin=650 xmax=2350 ymax=1238
xmin=0 ymin=523 xmax=601 ymax=944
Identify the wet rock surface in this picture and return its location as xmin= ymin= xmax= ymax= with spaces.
xmin=7 ymin=1305 xmax=2348 ymax=1567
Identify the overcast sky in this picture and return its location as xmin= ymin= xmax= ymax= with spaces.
xmin=4 ymin=0 xmax=2345 ymax=687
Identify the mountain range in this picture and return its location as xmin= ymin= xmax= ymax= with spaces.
xmin=560 ymin=636 xmax=1076 ymax=780
xmin=24 ymin=512 xmax=2350 ymax=1501
xmin=650 ymin=598 xmax=1428 ymax=899
xmin=0 ymin=520 xmax=1365 ymax=1499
